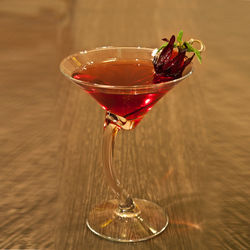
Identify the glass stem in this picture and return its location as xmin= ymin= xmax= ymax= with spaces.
xmin=103 ymin=113 xmax=135 ymax=212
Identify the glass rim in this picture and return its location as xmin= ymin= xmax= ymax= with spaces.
xmin=59 ymin=46 xmax=193 ymax=91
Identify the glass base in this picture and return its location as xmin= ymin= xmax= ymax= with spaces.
xmin=86 ymin=198 xmax=168 ymax=242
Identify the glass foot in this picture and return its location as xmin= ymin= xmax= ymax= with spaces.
xmin=86 ymin=198 xmax=168 ymax=242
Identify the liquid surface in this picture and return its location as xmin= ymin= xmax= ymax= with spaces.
xmin=72 ymin=60 xmax=170 ymax=125
xmin=73 ymin=59 xmax=154 ymax=86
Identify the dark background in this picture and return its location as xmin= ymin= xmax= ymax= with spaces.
xmin=0 ymin=0 xmax=249 ymax=249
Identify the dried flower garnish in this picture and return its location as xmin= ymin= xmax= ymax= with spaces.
xmin=153 ymin=30 xmax=205 ymax=83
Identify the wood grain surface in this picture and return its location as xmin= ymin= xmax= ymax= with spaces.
xmin=0 ymin=0 xmax=249 ymax=249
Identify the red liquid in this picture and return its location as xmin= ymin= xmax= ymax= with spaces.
xmin=72 ymin=60 xmax=171 ymax=126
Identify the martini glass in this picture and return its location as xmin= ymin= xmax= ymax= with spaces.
xmin=60 ymin=47 xmax=193 ymax=242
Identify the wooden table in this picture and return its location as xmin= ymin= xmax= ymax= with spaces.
xmin=1 ymin=0 xmax=249 ymax=249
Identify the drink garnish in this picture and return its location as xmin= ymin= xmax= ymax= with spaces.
xmin=153 ymin=30 xmax=205 ymax=83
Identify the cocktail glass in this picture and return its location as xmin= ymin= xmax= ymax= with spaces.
xmin=60 ymin=47 xmax=193 ymax=242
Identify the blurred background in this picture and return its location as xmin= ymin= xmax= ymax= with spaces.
xmin=0 ymin=0 xmax=249 ymax=249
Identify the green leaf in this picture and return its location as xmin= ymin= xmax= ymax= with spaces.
xmin=184 ymin=42 xmax=202 ymax=64
xmin=177 ymin=30 xmax=183 ymax=44
xmin=193 ymin=48 xmax=202 ymax=63
xmin=157 ymin=42 xmax=177 ymax=53
xmin=157 ymin=42 xmax=168 ymax=53
xmin=184 ymin=42 xmax=194 ymax=52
